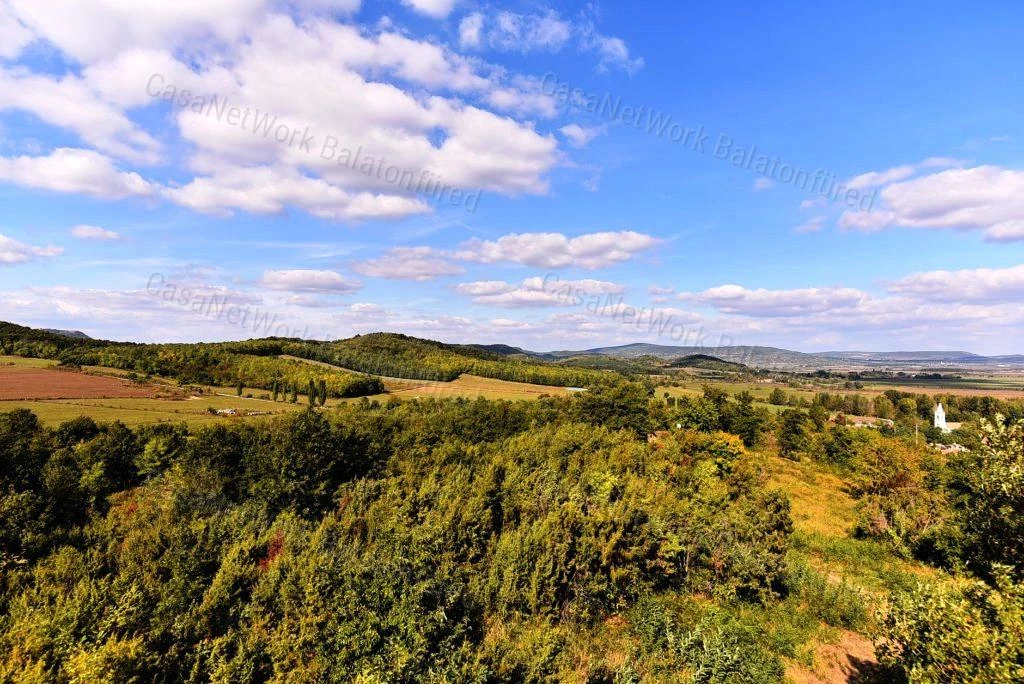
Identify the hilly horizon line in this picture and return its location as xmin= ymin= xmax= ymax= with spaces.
xmin=17 ymin=322 xmax=1023 ymax=364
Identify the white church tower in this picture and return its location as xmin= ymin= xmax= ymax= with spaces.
xmin=934 ymin=403 xmax=951 ymax=434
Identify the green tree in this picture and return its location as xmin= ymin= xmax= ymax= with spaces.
xmin=808 ymin=403 xmax=829 ymax=431
xmin=778 ymin=410 xmax=809 ymax=460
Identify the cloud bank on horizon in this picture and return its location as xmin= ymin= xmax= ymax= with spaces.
xmin=1 ymin=0 xmax=1022 ymax=354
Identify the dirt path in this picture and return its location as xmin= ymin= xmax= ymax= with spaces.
xmin=788 ymin=630 xmax=886 ymax=683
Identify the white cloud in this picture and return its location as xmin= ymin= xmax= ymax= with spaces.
xmin=1 ymin=10 xmax=561 ymax=221
xmin=456 ymin=230 xmax=660 ymax=269
xmin=455 ymin=276 xmax=624 ymax=308
xmin=840 ymin=165 xmax=1024 ymax=242
xmin=0 ymin=3 xmax=32 ymax=59
xmin=258 ymin=269 xmax=362 ymax=294
xmin=0 ymin=148 xmax=155 ymax=199
xmin=458 ymin=12 xmax=483 ymax=48
xmin=888 ymin=263 xmax=1024 ymax=304
xmin=406 ymin=314 xmax=473 ymax=329
xmin=847 ymin=165 xmax=916 ymax=190
xmin=581 ymin=26 xmax=644 ymax=74
xmin=464 ymin=9 xmax=640 ymax=73
xmin=0 ymin=233 xmax=63 ymax=264
xmin=753 ymin=177 xmax=774 ymax=191
xmin=402 ymin=0 xmax=457 ymax=19
xmin=6 ymin=0 xmax=302 ymax=64
xmin=491 ymin=10 xmax=571 ymax=52
xmin=163 ymin=166 xmax=431 ymax=220
xmin=70 ymin=224 xmax=121 ymax=240
xmin=846 ymin=157 xmax=963 ymax=190
xmin=559 ymin=124 xmax=604 ymax=148
xmin=679 ymin=284 xmax=868 ymax=317
xmin=793 ymin=216 xmax=826 ymax=234
xmin=351 ymin=246 xmax=464 ymax=280
xmin=0 ymin=67 xmax=161 ymax=163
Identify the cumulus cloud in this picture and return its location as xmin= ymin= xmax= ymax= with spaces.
xmin=0 ymin=148 xmax=155 ymax=199
xmin=0 ymin=8 xmax=561 ymax=221
xmin=666 ymin=262 xmax=1024 ymax=353
xmin=5 ymin=0 xmax=312 ymax=64
xmin=840 ymin=165 xmax=1024 ymax=242
xmin=351 ymin=246 xmax=464 ymax=280
xmin=257 ymin=269 xmax=362 ymax=294
xmin=0 ymin=234 xmax=63 ymax=264
xmin=162 ymin=166 xmax=431 ymax=220
xmin=455 ymin=276 xmax=624 ymax=308
xmin=888 ymin=263 xmax=1024 ymax=304
xmin=0 ymin=67 xmax=161 ymax=163
xmin=679 ymin=284 xmax=869 ymax=317
xmin=70 ymin=224 xmax=121 ymax=240
xmin=455 ymin=230 xmax=660 ymax=269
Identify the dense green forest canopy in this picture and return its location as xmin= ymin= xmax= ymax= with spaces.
xmin=1 ymin=378 xmax=1021 ymax=681
xmin=257 ymin=333 xmax=618 ymax=386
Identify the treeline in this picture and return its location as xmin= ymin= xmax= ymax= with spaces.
xmin=67 ymin=344 xmax=382 ymax=399
xmin=765 ymin=386 xmax=1024 ymax=424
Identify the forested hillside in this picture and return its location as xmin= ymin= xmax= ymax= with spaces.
xmin=0 ymin=323 xmax=613 ymax=393
xmin=0 ymin=323 xmax=383 ymax=400
xmin=261 ymin=333 xmax=616 ymax=386
xmin=2 ymin=381 xmax=1021 ymax=680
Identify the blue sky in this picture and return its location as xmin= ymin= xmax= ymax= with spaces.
xmin=1 ymin=0 xmax=1023 ymax=353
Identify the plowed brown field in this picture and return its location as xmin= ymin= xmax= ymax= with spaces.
xmin=0 ymin=368 xmax=157 ymax=400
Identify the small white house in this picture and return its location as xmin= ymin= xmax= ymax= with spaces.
xmin=934 ymin=403 xmax=951 ymax=434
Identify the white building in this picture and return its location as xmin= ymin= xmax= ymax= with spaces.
xmin=934 ymin=403 xmax=951 ymax=434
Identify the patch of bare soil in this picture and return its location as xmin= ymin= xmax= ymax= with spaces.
xmin=0 ymin=367 xmax=158 ymax=400
xmin=788 ymin=631 xmax=889 ymax=683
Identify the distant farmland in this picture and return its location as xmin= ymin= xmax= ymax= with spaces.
xmin=0 ymin=366 xmax=157 ymax=400
xmin=0 ymin=355 xmax=568 ymax=427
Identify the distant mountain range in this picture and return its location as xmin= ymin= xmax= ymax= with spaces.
xmin=577 ymin=345 xmax=1024 ymax=369
xmin=481 ymin=343 xmax=1024 ymax=370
